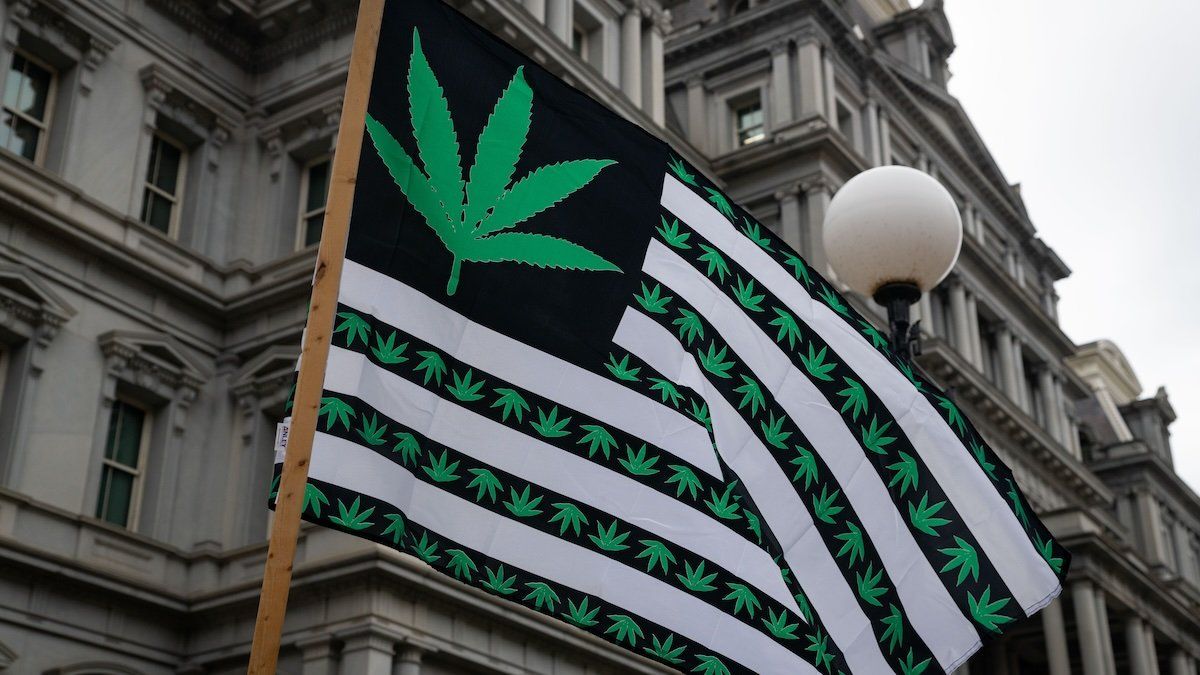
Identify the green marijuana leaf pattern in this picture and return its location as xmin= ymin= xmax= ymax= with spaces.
xmin=693 ymin=654 xmax=732 ymax=675
xmin=446 ymin=368 xmax=486 ymax=402
xmin=302 ymin=483 xmax=329 ymax=518
xmin=936 ymin=395 xmax=966 ymax=436
xmin=908 ymin=493 xmax=951 ymax=536
xmin=589 ymin=519 xmax=631 ymax=552
xmin=422 ymin=449 xmax=461 ymax=483
xmin=818 ymin=285 xmax=849 ymax=316
xmin=636 ymin=539 xmax=676 ymax=575
xmin=365 ymin=30 xmax=620 ymax=296
xmin=482 ymin=564 xmax=518 ymax=595
xmin=503 ymin=485 xmax=544 ymax=518
xmin=790 ymin=446 xmax=819 ymax=489
xmin=704 ymin=484 xmax=741 ymax=521
xmin=371 ymin=330 xmax=409 ymax=363
xmin=411 ymin=532 xmax=440 ymax=563
xmin=381 ymin=513 xmax=405 ymax=544
xmin=548 ymin=502 xmax=589 ymax=537
xmin=834 ymin=522 xmax=864 ymax=567
xmin=609 ymin=612 xmax=648 ymax=643
xmin=760 ymin=412 xmax=793 ymax=449
xmin=733 ymin=276 xmax=765 ymax=312
xmin=576 ymin=424 xmax=617 ymax=459
xmin=657 ymin=216 xmax=692 ymax=249
xmin=524 ymin=582 xmax=560 ymax=611
xmin=668 ymin=156 xmax=697 ymax=185
xmin=899 ymin=648 xmax=932 ymax=675
xmin=740 ymin=219 xmax=774 ymax=251
xmin=676 ymin=560 xmax=718 ymax=592
xmin=699 ymin=342 xmax=735 ymax=379
xmin=886 ymin=451 xmax=919 ymax=496
xmin=968 ymin=586 xmax=1013 ymax=633
xmin=393 ymin=432 xmax=422 ymax=465
xmin=673 ymin=308 xmax=705 ymax=346
xmin=666 ymin=464 xmax=702 ymax=500
xmin=836 ymin=377 xmax=868 ymax=421
xmin=318 ymin=396 xmax=355 ymax=431
xmin=649 ymin=378 xmax=683 ymax=407
xmin=858 ymin=320 xmax=889 ymax=350
xmin=938 ymin=536 xmax=980 ymax=586
xmin=698 ymin=244 xmax=731 ymax=282
xmin=705 ymin=188 xmax=734 ymax=219
xmin=1035 ymin=532 xmax=1064 ymax=574
xmin=800 ymin=344 xmax=836 ymax=381
xmin=334 ymin=311 xmax=369 ymax=346
xmin=490 ymin=388 xmax=530 ymax=422
xmin=762 ymin=608 xmax=800 ymax=640
xmin=734 ymin=374 xmax=765 ymax=416
xmin=635 ymin=282 xmax=673 ymax=314
xmin=606 ymin=353 xmax=642 ymax=382
xmin=414 ymin=350 xmax=447 ymax=386
xmin=467 ymin=468 xmax=502 ymax=503
xmin=564 ymin=596 xmax=601 ymax=627
xmin=330 ymin=496 xmax=375 ymax=530
xmin=860 ymin=416 xmax=897 ymax=455
xmin=724 ymin=583 xmax=762 ymax=618
xmin=805 ymin=627 xmax=834 ymax=673
xmin=783 ymin=252 xmax=812 ymax=287
xmin=356 ymin=413 xmax=388 ymax=446
xmin=447 ymin=548 xmax=477 ymax=580
xmin=812 ymin=485 xmax=844 ymax=524
xmin=880 ymin=604 xmax=904 ymax=654
xmin=531 ymin=405 xmax=571 ymax=438
xmin=970 ymin=438 xmax=998 ymax=481
xmin=769 ymin=307 xmax=801 ymax=349
xmin=855 ymin=564 xmax=888 ymax=607
xmin=646 ymin=633 xmax=687 ymax=664
xmin=619 ymin=444 xmax=661 ymax=476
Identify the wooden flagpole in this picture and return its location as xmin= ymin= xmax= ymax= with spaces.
xmin=247 ymin=0 xmax=385 ymax=671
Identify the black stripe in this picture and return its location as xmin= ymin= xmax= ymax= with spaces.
xmin=663 ymin=157 xmax=1071 ymax=591
xmin=312 ymin=390 xmax=814 ymax=656
xmin=270 ymin=471 xmax=756 ymax=674
xmin=629 ymin=276 xmax=938 ymax=672
xmin=653 ymin=214 xmax=1021 ymax=635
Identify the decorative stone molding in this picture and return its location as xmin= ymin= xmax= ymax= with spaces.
xmin=0 ymin=263 xmax=74 ymax=355
xmin=231 ymin=345 xmax=298 ymax=444
xmin=97 ymin=331 xmax=207 ymax=431
xmin=139 ymin=64 xmax=237 ymax=153
xmin=260 ymin=96 xmax=342 ymax=179
xmin=5 ymin=0 xmax=118 ymax=94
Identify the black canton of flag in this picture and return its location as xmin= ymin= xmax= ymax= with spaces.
xmin=274 ymin=1 xmax=1071 ymax=673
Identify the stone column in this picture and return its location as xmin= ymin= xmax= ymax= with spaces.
xmin=1170 ymin=649 xmax=1192 ymax=675
xmin=822 ymin=47 xmax=837 ymax=122
xmin=395 ymin=646 xmax=425 ymax=675
xmin=1095 ymin=591 xmax=1117 ymax=675
xmin=879 ymin=108 xmax=892 ymax=164
xmin=546 ymin=0 xmax=571 ymax=42
xmin=685 ymin=76 xmax=708 ymax=153
xmin=802 ymin=177 xmax=830 ymax=274
xmin=524 ymin=0 xmax=546 ymax=22
xmin=1136 ymin=489 xmax=1166 ymax=565
xmin=796 ymin=40 xmax=824 ymax=117
xmin=1053 ymin=375 xmax=1071 ymax=445
xmin=1145 ymin=623 xmax=1161 ymax=675
xmin=769 ymin=40 xmax=793 ymax=130
xmin=646 ymin=13 xmax=665 ymax=125
xmin=340 ymin=628 xmax=397 ymax=673
xmin=864 ymin=98 xmax=881 ymax=165
xmin=948 ymin=277 xmax=971 ymax=360
xmin=1038 ymin=367 xmax=1062 ymax=440
xmin=621 ymin=6 xmax=643 ymax=107
xmin=1012 ymin=339 xmax=1030 ymax=412
xmin=1040 ymin=598 xmax=1071 ymax=675
xmin=965 ymin=291 xmax=982 ymax=369
xmin=1128 ymin=616 xmax=1154 ymax=675
xmin=297 ymin=635 xmax=338 ymax=675
xmin=776 ymin=185 xmax=802 ymax=252
xmin=996 ymin=324 xmax=1018 ymax=402
xmin=1072 ymin=580 xmax=1109 ymax=675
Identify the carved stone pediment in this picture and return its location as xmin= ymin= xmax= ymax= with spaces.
xmin=233 ymin=345 xmax=299 ymax=411
xmin=98 ymin=330 xmax=208 ymax=403
xmin=0 ymin=263 xmax=75 ymax=347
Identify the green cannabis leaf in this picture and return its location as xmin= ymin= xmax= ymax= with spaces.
xmin=723 ymin=583 xmax=762 ymax=618
xmin=446 ymin=548 xmax=477 ymax=580
xmin=330 ymin=496 xmax=375 ymax=530
xmin=676 ymin=560 xmax=718 ymax=592
xmin=365 ymin=30 xmax=621 ymax=296
xmin=524 ymin=582 xmax=560 ymax=611
xmin=657 ymin=216 xmax=691 ymax=249
xmin=577 ymin=424 xmax=617 ymax=459
xmin=740 ymin=218 xmax=774 ymax=251
xmin=645 ymin=633 xmax=687 ymax=664
xmin=673 ymin=308 xmax=705 ymax=346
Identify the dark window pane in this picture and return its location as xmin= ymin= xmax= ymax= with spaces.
xmin=104 ymin=401 xmax=144 ymax=467
xmin=144 ymin=136 xmax=161 ymax=182
xmin=154 ymin=139 xmax=182 ymax=194
xmin=18 ymin=58 xmax=51 ymax=120
xmin=3 ymin=55 xmax=24 ymax=109
xmin=97 ymin=467 xmax=133 ymax=526
xmin=305 ymin=161 xmax=330 ymax=212
xmin=9 ymin=116 xmax=39 ymax=160
xmin=141 ymin=191 xmax=174 ymax=233
xmin=304 ymin=214 xmax=323 ymax=247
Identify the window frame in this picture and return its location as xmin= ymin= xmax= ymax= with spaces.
xmin=139 ymin=131 xmax=188 ymax=238
xmin=95 ymin=398 xmax=152 ymax=530
xmin=295 ymin=154 xmax=332 ymax=250
xmin=1 ymin=48 xmax=57 ymax=166
xmin=732 ymin=97 xmax=765 ymax=147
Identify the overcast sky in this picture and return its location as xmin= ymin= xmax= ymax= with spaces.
xmin=938 ymin=0 xmax=1200 ymax=493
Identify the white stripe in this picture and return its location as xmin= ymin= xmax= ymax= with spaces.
xmin=308 ymin=432 xmax=817 ymax=675
xmin=321 ymin=346 xmax=797 ymax=613
xmin=642 ymin=240 xmax=981 ymax=669
xmin=661 ymin=174 xmax=1061 ymax=614
xmin=613 ymin=307 xmax=892 ymax=675
xmin=337 ymin=260 xmax=720 ymax=478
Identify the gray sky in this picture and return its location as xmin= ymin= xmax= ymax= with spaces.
xmin=939 ymin=0 xmax=1200 ymax=493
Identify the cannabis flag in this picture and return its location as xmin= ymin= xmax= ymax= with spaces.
xmin=272 ymin=1 xmax=1069 ymax=672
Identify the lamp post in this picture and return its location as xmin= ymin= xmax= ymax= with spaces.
xmin=823 ymin=166 xmax=963 ymax=361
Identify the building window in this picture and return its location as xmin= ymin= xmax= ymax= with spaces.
xmin=0 ymin=51 xmax=55 ymax=163
xmin=298 ymin=156 xmax=331 ymax=249
xmin=571 ymin=26 xmax=586 ymax=58
xmin=734 ymin=99 xmax=764 ymax=146
xmin=95 ymin=400 xmax=149 ymax=528
xmin=139 ymin=133 xmax=186 ymax=236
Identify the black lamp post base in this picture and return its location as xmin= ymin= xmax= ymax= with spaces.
xmin=873 ymin=282 xmax=922 ymax=361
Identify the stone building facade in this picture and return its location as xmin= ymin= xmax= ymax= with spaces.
xmin=0 ymin=0 xmax=1193 ymax=673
